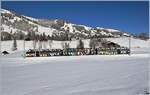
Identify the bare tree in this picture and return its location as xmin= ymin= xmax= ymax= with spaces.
xmin=12 ymin=37 xmax=17 ymax=51
xmin=33 ymin=40 xmax=37 ymax=50
xmin=89 ymin=38 xmax=101 ymax=49
xmin=43 ymin=41 xmax=47 ymax=49
xmin=77 ymin=39 xmax=84 ymax=49
xmin=138 ymin=32 xmax=149 ymax=40
xmin=38 ymin=41 xmax=42 ymax=50
xmin=61 ymin=42 xmax=70 ymax=49
xmin=48 ymin=40 xmax=53 ymax=49
xmin=38 ymin=34 xmax=43 ymax=49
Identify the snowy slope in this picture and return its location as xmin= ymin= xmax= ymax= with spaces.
xmin=1 ymin=8 xmax=131 ymax=40
xmin=1 ymin=9 xmax=11 ymax=14
xmin=37 ymin=25 xmax=55 ymax=36
xmin=2 ymin=24 xmax=28 ymax=35
xmin=1 ymin=8 xmax=55 ymax=36
xmin=23 ymin=15 xmax=39 ymax=22
xmin=107 ymin=37 xmax=150 ymax=48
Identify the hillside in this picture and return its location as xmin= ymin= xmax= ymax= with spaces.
xmin=1 ymin=8 xmax=130 ymax=41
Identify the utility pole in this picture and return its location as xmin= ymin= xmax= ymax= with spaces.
xmin=34 ymin=40 xmax=36 ymax=57
xmin=0 ymin=26 xmax=1 ymax=55
xmin=0 ymin=14 xmax=2 ymax=55
xmin=129 ymin=35 xmax=131 ymax=56
xmin=38 ymin=39 xmax=40 ymax=57
xmin=23 ymin=32 xmax=26 ymax=58
xmin=21 ymin=16 xmax=26 ymax=58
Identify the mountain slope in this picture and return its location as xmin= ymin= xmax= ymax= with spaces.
xmin=1 ymin=8 xmax=130 ymax=41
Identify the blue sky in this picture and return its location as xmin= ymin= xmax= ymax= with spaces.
xmin=1 ymin=1 xmax=149 ymax=35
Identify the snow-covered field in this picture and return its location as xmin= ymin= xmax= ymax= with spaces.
xmin=1 ymin=40 xmax=89 ymax=53
xmin=1 ymin=53 xmax=149 ymax=95
xmin=0 ymin=38 xmax=149 ymax=95
xmin=1 ymin=37 xmax=149 ymax=53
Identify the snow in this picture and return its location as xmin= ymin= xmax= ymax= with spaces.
xmin=62 ymin=23 xmax=75 ymax=33
xmin=1 ymin=52 xmax=149 ymax=95
xmin=2 ymin=19 xmax=54 ymax=36
xmin=0 ymin=8 xmax=134 ymax=38
xmin=62 ymin=23 xmax=92 ymax=33
xmin=1 ymin=40 xmax=90 ymax=53
xmin=1 ymin=37 xmax=149 ymax=95
xmin=106 ymin=28 xmax=120 ymax=32
xmin=123 ymin=33 xmax=130 ymax=36
xmin=106 ymin=37 xmax=150 ymax=48
xmin=1 ymin=8 xmax=55 ymax=36
xmin=2 ymin=24 xmax=28 ymax=35
xmin=1 ymin=9 xmax=130 ymax=39
xmin=1 ymin=37 xmax=149 ymax=53
xmin=37 ymin=25 xmax=54 ymax=36
xmin=96 ymin=27 xmax=104 ymax=30
xmin=20 ymin=16 xmax=55 ymax=36
xmin=1 ymin=9 xmax=11 ymax=14
xmin=78 ymin=25 xmax=92 ymax=30
xmin=2 ymin=24 xmax=17 ymax=33
xmin=100 ymin=30 xmax=108 ymax=36
xmin=9 ymin=16 xmax=22 ymax=23
xmin=23 ymin=15 xmax=39 ymax=22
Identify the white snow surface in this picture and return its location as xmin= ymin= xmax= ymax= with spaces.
xmin=106 ymin=28 xmax=120 ymax=32
xmin=23 ymin=15 xmax=39 ymax=22
xmin=107 ymin=37 xmax=149 ymax=48
xmin=1 ymin=53 xmax=149 ymax=95
xmin=1 ymin=9 xmax=11 ymax=14
xmin=1 ymin=38 xmax=149 ymax=95
xmin=2 ymin=24 xmax=28 ymax=35
xmin=1 ymin=37 xmax=149 ymax=53
xmin=1 ymin=40 xmax=89 ymax=53
xmin=37 ymin=25 xmax=54 ymax=36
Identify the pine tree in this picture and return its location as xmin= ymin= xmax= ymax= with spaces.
xmin=48 ymin=40 xmax=53 ymax=49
